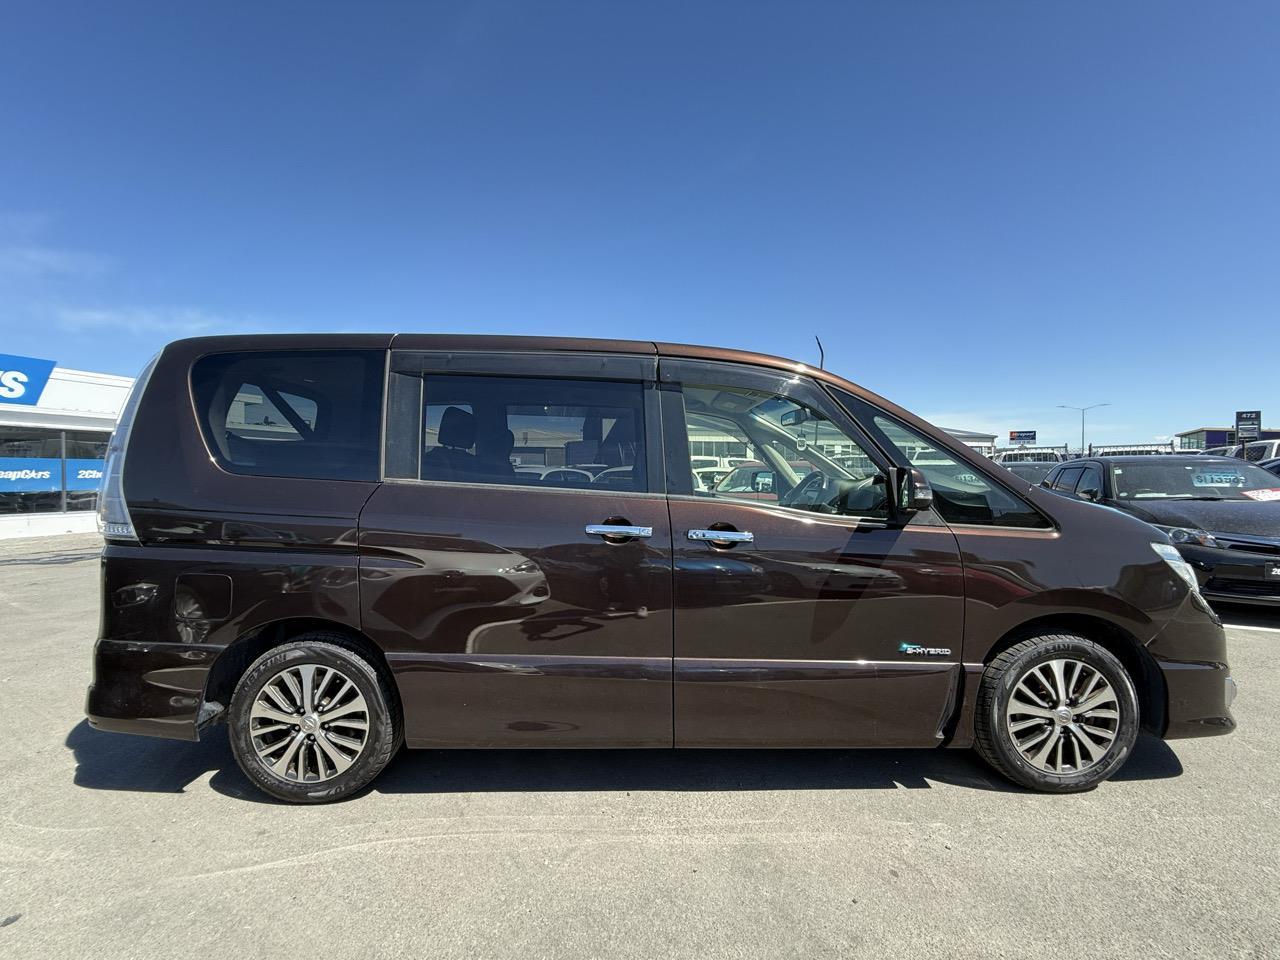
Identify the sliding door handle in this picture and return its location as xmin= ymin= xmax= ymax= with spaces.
xmin=688 ymin=528 xmax=754 ymax=545
xmin=585 ymin=523 xmax=653 ymax=541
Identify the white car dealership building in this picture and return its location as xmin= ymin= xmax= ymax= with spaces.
xmin=0 ymin=352 xmax=133 ymax=538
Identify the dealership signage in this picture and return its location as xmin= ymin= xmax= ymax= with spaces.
xmin=1236 ymin=410 xmax=1262 ymax=442
xmin=0 ymin=353 xmax=58 ymax=407
xmin=1009 ymin=430 xmax=1037 ymax=444
xmin=0 ymin=457 xmax=104 ymax=493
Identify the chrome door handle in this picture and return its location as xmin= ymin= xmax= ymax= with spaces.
xmin=585 ymin=524 xmax=653 ymax=539
xmin=688 ymin=528 xmax=754 ymax=544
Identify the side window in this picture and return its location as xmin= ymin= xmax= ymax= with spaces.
xmin=413 ymin=374 xmax=647 ymax=492
xmin=831 ymin=391 xmax=1049 ymax=529
xmin=1076 ymin=464 xmax=1103 ymax=499
xmin=677 ymin=382 xmax=889 ymax=519
xmin=191 ymin=350 xmax=384 ymax=481
xmin=1052 ymin=467 xmax=1083 ymax=492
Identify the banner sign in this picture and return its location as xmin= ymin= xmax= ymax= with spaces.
xmin=0 ymin=457 xmax=62 ymax=493
xmin=65 ymin=459 xmax=105 ymax=491
xmin=0 ymin=353 xmax=58 ymax=407
xmin=1235 ymin=410 xmax=1262 ymax=442
xmin=1009 ymin=430 xmax=1037 ymax=444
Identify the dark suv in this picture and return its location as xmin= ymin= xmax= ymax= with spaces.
xmin=88 ymin=335 xmax=1236 ymax=802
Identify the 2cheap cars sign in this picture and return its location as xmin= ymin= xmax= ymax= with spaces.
xmin=0 ymin=353 xmax=57 ymax=406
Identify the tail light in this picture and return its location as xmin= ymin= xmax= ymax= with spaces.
xmin=97 ymin=353 xmax=159 ymax=542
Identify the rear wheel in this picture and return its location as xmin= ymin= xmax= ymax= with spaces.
xmin=974 ymin=634 xmax=1139 ymax=793
xmin=228 ymin=635 xmax=400 ymax=803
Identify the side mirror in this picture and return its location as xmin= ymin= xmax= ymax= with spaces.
xmin=780 ymin=409 xmax=809 ymax=427
xmin=1078 ymin=487 xmax=1100 ymax=502
xmin=892 ymin=466 xmax=934 ymax=519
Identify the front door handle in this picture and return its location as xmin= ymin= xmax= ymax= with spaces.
xmin=688 ymin=528 xmax=754 ymax=546
xmin=585 ymin=523 xmax=653 ymax=541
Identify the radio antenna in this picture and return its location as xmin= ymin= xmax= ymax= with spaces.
xmin=815 ymin=336 xmax=825 ymax=370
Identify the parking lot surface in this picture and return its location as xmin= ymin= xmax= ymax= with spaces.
xmin=1 ymin=533 xmax=1276 ymax=959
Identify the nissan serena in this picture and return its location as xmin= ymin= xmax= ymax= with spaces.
xmin=87 ymin=335 xmax=1236 ymax=803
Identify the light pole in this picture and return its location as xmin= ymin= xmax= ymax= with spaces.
xmin=1058 ymin=403 xmax=1109 ymax=456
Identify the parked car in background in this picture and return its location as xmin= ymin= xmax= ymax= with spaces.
xmin=994 ymin=449 xmax=1067 ymax=464
xmin=1241 ymin=439 xmax=1280 ymax=462
xmin=1259 ymin=457 xmax=1280 ymax=478
xmin=1200 ymin=445 xmax=1240 ymax=457
xmin=1001 ymin=461 xmax=1057 ymax=485
xmin=87 ymin=334 xmax=1235 ymax=803
xmin=1043 ymin=455 xmax=1280 ymax=607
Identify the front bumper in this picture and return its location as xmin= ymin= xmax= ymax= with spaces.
xmin=1180 ymin=542 xmax=1280 ymax=606
xmin=1146 ymin=606 xmax=1237 ymax=740
xmin=85 ymin=638 xmax=220 ymax=742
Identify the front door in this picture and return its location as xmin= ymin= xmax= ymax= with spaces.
xmin=359 ymin=350 xmax=673 ymax=748
xmin=661 ymin=359 xmax=966 ymax=748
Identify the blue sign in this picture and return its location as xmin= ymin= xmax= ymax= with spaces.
xmin=65 ymin=458 xmax=105 ymax=491
xmin=0 ymin=353 xmax=57 ymax=407
xmin=0 ymin=458 xmax=61 ymax=493
xmin=1009 ymin=430 xmax=1037 ymax=444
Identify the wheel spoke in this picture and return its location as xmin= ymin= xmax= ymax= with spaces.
xmin=315 ymin=731 xmax=356 ymax=774
xmin=1074 ymin=688 xmax=1117 ymax=715
xmin=1030 ymin=728 xmax=1061 ymax=767
xmin=1014 ymin=681 xmax=1051 ymax=709
xmin=1009 ymin=717 xmax=1047 ymax=734
xmin=269 ymin=732 xmax=305 ymax=775
xmin=1078 ymin=708 xmax=1119 ymax=722
xmin=263 ymin=682 xmax=296 ymax=715
xmin=250 ymin=721 xmax=293 ymax=738
xmin=1046 ymin=659 xmax=1068 ymax=705
xmin=250 ymin=703 xmax=299 ymax=726
xmin=280 ymin=671 xmax=304 ymax=709
xmin=320 ymin=696 xmax=367 ymax=722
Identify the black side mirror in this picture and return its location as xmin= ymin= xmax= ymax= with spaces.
xmin=891 ymin=466 xmax=934 ymax=520
xmin=1078 ymin=487 xmax=1100 ymax=502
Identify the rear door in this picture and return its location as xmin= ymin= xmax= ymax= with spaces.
xmin=661 ymin=359 xmax=966 ymax=748
xmin=359 ymin=349 xmax=674 ymax=748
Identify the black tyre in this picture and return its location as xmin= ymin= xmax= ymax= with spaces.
xmin=228 ymin=634 xmax=401 ymax=803
xmin=974 ymin=633 xmax=1139 ymax=793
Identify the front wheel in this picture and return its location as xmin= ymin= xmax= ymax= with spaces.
xmin=228 ymin=635 xmax=401 ymax=803
xmin=974 ymin=634 xmax=1139 ymax=793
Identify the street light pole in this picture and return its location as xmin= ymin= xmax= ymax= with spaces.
xmin=1058 ymin=403 xmax=1110 ymax=456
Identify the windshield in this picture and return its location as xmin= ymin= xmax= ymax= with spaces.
xmin=1005 ymin=462 xmax=1056 ymax=483
xmin=1110 ymin=460 xmax=1280 ymax=501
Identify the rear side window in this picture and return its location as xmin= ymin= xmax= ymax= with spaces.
xmin=1052 ymin=467 xmax=1083 ymax=492
xmin=191 ymin=350 xmax=384 ymax=481
xmin=395 ymin=374 xmax=648 ymax=492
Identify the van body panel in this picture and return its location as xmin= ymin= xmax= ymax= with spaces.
xmin=358 ymin=481 xmax=675 ymax=747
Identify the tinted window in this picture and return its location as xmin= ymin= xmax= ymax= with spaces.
xmin=191 ymin=350 xmax=384 ymax=481
xmin=677 ymin=382 xmax=889 ymax=519
xmin=1076 ymin=464 xmax=1103 ymax=498
xmin=831 ymin=390 xmax=1048 ymax=528
xmin=414 ymin=375 xmax=647 ymax=492
xmin=1052 ymin=467 xmax=1083 ymax=492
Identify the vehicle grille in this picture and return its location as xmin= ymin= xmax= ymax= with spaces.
xmin=1204 ymin=577 xmax=1280 ymax=598
xmin=1211 ymin=534 xmax=1280 ymax=557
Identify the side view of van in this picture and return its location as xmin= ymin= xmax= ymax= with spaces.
xmin=87 ymin=335 xmax=1236 ymax=803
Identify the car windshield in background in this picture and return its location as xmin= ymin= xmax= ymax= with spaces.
xmin=1110 ymin=460 xmax=1280 ymax=501
xmin=1005 ymin=462 xmax=1056 ymax=484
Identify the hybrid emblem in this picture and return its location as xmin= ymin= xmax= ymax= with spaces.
xmin=899 ymin=643 xmax=952 ymax=657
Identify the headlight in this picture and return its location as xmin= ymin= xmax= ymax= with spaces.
xmin=1151 ymin=542 xmax=1203 ymax=595
xmin=1154 ymin=526 xmax=1219 ymax=548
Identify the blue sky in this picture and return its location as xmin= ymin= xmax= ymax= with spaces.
xmin=2 ymin=2 xmax=1278 ymax=447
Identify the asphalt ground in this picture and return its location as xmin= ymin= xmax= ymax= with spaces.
xmin=1 ymin=533 xmax=1276 ymax=959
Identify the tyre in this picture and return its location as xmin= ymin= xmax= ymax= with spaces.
xmin=228 ymin=634 xmax=401 ymax=803
xmin=974 ymin=633 xmax=1139 ymax=793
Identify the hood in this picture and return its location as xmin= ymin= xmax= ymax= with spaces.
xmin=1116 ymin=498 xmax=1280 ymax=538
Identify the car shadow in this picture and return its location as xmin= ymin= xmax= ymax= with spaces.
xmin=66 ymin=721 xmax=1183 ymax=803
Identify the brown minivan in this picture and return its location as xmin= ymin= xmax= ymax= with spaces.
xmin=87 ymin=335 xmax=1236 ymax=803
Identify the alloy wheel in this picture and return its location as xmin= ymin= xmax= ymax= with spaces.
xmin=1005 ymin=658 xmax=1120 ymax=774
xmin=248 ymin=663 xmax=370 ymax=783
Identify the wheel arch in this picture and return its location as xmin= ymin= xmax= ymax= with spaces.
xmin=200 ymin=617 xmax=398 ymax=730
xmin=983 ymin=613 xmax=1166 ymax=736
